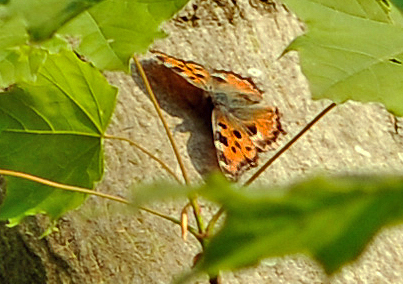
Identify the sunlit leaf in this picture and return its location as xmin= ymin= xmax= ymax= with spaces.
xmin=59 ymin=0 xmax=190 ymax=71
xmin=191 ymin=175 xmax=403 ymax=277
xmin=0 ymin=0 xmax=104 ymax=40
xmin=0 ymin=16 xmax=46 ymax=87
xmin=282 ymin=0 xmax=403 ymax=116
xmin=0 ymin=50 xmax=117 ymax=225
xmin=391 ymin=0 xmax=403 ymax=12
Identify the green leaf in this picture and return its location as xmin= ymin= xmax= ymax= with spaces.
xmin=0 ymin=50 xmax=117 ymax=225
xmin=191 ymin=175 xmax=403 ymax=277
xmin=128 ymin=174 xmax=403 ymax=278
xmin=0 ymin=0 xmax=104 ymax=41
xmin=0 ymin=0 xmax=102 ymax=87
xmin=0 ymin=15 xmax=69 ymax=88
xmin=391 ymin=0 xmax=403 ymax=12
xmin=59 ymin=0 xmax=190 ymax=71
xmin=39 ymin=35 xmax=71 ymax=55
xmin=0 ymin=45 xmax=47 ymax=88
xmin=282 ymin=0 xmax=403 ymax=116
xmin=131 ymin=182 xmax=193 ymax=209
xmin=0 ymin=16 xmax=47 ymax=87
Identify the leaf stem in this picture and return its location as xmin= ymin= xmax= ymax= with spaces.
xmin=189 ymin=194 xmax=206 ymax=237
xmin=133 ymin=56 xmax=189 ymax=184
xmin=205 ymin=207 xmax=225 ymax=237
xmin=243 ymin=102 xmax=337 ymax=187
xmin=0 ymin=169 xmax=127 ymax=203
xmin=133 ymin=56 xmax=206 ymax=235
xmin=140 ymin=206 xmax=200 ymax=238
xmin=104 ymin=134 xmax=181 ymax=183
xmin=0 ymin=169 xmax=200 ymax=239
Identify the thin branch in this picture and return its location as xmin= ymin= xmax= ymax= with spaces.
xmin=205 ymin=207 xmax=225 ymax=237
xmin=141 ymin=206 xmax=200 ymax=239
xmin=0 ymin=169 xmax=201 ymax=239
xmin=244 ymin=102 xmax=337 ymax=187
xmin=104 ymin=134 xmax=180 ymax=183
xmin=133 ymin=56 xmax=189 ymax=184
xmin=0 ymin=169 xmax=128 ymax=203
xmin=189 ymin=195 xmax=206 ymax=237
xmin=133 ymin=56 xmax=206 ymax=235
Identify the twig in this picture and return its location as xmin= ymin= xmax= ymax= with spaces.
xmin=133 ymin=56 xmax=189 ymax=184
xmin=104 ymin=134 xmax=180 ymax=183
xmin=133 ymin=56 xmax=206 ymax=235
xmin=244 ymin=102 xmax=337 ymax=187
xmin=141 ymin=206 xmax=200 ymax=238
xmin=0 ymin=169 xmax=200 ymax=239
xmin=205 ymin=207 xmax=225 ymax=237
xmin=0 ymin=168 xmax=127 ymax=203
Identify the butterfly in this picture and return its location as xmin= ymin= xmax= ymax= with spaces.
xmin=152 ymin=50 xmax=284 ymax=181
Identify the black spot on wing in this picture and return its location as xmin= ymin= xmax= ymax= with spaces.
xmin=215 ymin=131 xmax=228 ymax=147
xmin=247 ymin=124 xmax=257 ymax=135
xmin=218 ymin=122 xmax=227 ymax=129
xmin=233 ymin=130 xmax=242 ymax=139
xmin=194 ymin=72 xmax=207 ymax=79
xmin=172 ymin=66 xmax=186 ymax=73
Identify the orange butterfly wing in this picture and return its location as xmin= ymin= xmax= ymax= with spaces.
xmin=152 ymin=51 xmax=211 ymax=91
xmin=212 ymin=107 xmax=259 ymax=180
xmin=233 ymin=106 xmax=284 ymax=152
xmin=210 ymin=72 xmax=263 ymax=103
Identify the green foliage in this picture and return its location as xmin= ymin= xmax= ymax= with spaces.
xmin=194 ymin=175 xmax=403 ymax=276
xmin=133 ymin=174 xmax=403 ymax=281
xmin=0 ymin=11 xmax=71 ymax=87
xmin=0 ymin=0 xmax=104 ymax=41
xmin=0 ymin=50 xmax=117 ymax=225
xmin=0 ymin=0 xmax=189 ymax=86
xmin=0 ymin=0 xmax=189 ymax=225
xmin=59 ymin=0 xmax=190 ymax=71
xmin=0 ymin=17 xmax=45 ymax=88
xmin=282 ymin=0 xmax=403 ymax=116
xmin=391 ymin=0 xmax=403 ymax=11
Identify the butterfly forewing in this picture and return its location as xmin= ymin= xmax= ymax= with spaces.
xmin=211 ymin=72 xmax=263 ymax=103
xmin=152 ymin=51 xmax=211 ymax=91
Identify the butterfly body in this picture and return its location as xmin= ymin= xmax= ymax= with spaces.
xmin=152 ymin=51 xmax=284 ymax=180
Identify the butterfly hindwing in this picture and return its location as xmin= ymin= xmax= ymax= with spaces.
xmin=233 ymin=106 xmax=284 ymax=151
xmin=212 ymin=107 xmax=259 ymax=180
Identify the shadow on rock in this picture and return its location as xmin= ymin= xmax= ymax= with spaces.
xmin=132 ymin=59 xmax=219 ymax=180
